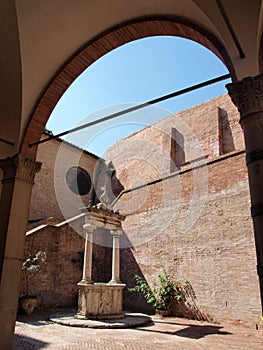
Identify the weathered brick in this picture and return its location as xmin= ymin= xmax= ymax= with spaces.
xmin=106 ymin=94 xmax=261 ymax=327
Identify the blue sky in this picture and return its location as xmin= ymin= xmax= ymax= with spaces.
xmin=46 ymin=36 xmax=230 ymax=156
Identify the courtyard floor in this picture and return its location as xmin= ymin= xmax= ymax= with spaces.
xmin=14 ymin=309 xmax=263 ymax=350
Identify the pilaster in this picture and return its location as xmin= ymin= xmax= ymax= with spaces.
xmin=0 ymin=154 xmax=41 ymax=350
xmin=0 ymin=153 xmax=41 ymax=184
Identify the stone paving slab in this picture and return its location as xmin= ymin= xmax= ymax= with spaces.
xmin=14 ymin=309 xmax=263 ymax=350
xmin=49 ymin=311 xmax=152 ymax=328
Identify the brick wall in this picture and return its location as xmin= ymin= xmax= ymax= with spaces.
xmin=21 ymin=219 xmax=112 ymax=308
xmin=106 ymin=94 xmax=261 ymax=327
xmin=118 ymin=153 xmax=260 ymax=326
xmin=21 ymin=222 xmax=84 ymax=308
xmin=22 ymin=136 xmax=113 ymax=308
xmin=23 ymin=94 xmax=261 ymax=327
xmin=29 ymin=135 xmax=99 ymax=222
xmin=107 ymin=94 xmax=244 ymax=186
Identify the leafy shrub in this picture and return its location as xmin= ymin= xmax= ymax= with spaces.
xmin=129 ymin=270 xmax=183 ymax=311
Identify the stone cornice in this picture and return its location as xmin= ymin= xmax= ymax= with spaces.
xmin=80 ymin=204 xmax=126 ymax=230
xmin=226 ymin=74 xmax=263 ymax=123
xmin=0 ymin=154 xmax=41 ymax=184
xmin=81 ymin=205 xmax=125 ymax=221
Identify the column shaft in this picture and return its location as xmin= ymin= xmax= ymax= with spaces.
xmin=81 ymin=224 xmax=94 ymax=283
xmin=0 ymin=154 xmax=41 ymax=350
xmin=110 ymin=231 xmax=121 ymax=284
xmin=227 ymin=74 xmax=263 ymax=313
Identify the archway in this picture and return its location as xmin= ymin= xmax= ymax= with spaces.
xmin=21 ymin=14 xmax=254 ymax=322
xmin=2 ymin=14 xmax=242 ymax=349
xmin=1 ymin=5 xmax=263 ymax=350
xmin=20 ymin=16 xmax=235 ymax=159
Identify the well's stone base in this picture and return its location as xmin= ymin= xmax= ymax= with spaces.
xmin=49 ymin=310 xmax=153 ymax=328
xmin=77 ymin=282 xmax=126 ymax=319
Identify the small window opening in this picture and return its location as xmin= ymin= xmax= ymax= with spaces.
xmin=170 ymin=128 xmax=185 ymax=172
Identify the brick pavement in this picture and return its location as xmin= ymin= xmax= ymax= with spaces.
xmin=14 ymin=310 xmax=263 ymax=350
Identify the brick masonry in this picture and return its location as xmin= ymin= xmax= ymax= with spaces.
xmin=22 ymin=222 xmax=112 ymax=308
xmin=21 ymin=18 xmax=234 ymax=159
xmin=29 ymin=134 xmax=99 ymax=221
xmin=23 ymin=94 xmax=261 ymax=327
xmin=106 ymin=94 xmax=261 ymax=327
xmin=22 ymin=136 xmax=113 ymax=308
xmin=22 ymin=223 xmax=85 ymax=308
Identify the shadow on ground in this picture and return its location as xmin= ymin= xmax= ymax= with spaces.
xmin=13 ymin=334 xmax=49 ymax=350
xmin=138 ymin=322 xmax=232 ymax=339
xmin=174 ymin=324 xmax=232 ymax=339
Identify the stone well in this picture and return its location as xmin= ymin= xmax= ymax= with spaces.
xmin=76 ymin=204 xmax=126 ymax=320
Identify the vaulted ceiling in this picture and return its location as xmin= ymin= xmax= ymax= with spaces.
xmin=1 ymin=0 xmax=262 ymax=158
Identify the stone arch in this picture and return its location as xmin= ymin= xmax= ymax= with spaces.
xmin=21 ymin=16 xmax=236 ymax=158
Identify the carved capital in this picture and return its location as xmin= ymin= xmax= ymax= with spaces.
xmin=83 ymin=223 xmax=96 ymax=233
xmin=0 ymin=154 xmax=41 ymax=184
xmin=226 ymin=74 xmax=263 ymax=122
xmin=110 ymin=229 xmax=123 ymax=237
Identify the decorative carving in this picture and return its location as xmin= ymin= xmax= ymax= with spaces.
xmin=251 ymin=202 xmax=263 ymax=218
xmin=0 ymin=154 xmax=41 ymax=184
xmin=226 ymin=74 xmax=263 ymax=123
xmin=81 ymin=204 xmax=125 ymax=222
xmin=99 ymin=186 xmax=113 ymax=210
xmin=246 ymin=149 xmax=263 ymax=165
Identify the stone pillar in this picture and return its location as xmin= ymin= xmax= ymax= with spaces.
xmin=0 ymin=154 xmax=41 ymax=350
xmin=109 ymin=230 xmax=122 ymax=284
xmin=227 ymin=73 xmax=263 ymax=313
xmin=81 ymin=223 xmax=95 ymax=284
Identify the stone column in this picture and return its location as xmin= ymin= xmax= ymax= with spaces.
xmin=0 ymin=154 xmax=41 ymax=350
xmin=227 ymin=73 xmax=263 ymax=313
xmin=109 ymin=229 xmax=122 ymax=284
xmin=81 ymin=223 xmax=95 ymax=284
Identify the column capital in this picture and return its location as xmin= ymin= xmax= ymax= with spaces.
xmin=110 ymin=229 xmax=123 ymax=236
xmin=83 ymin=223 xmax=96 ymax=233
xmin=226 ymin=74 xmax=263 ymax=123
xmin=0 ymin=153 xmax=41 ymax=184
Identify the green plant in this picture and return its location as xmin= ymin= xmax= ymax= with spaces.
xmin=21 ymin=251 xmax=47 ymax=297
xmin=129 ymin=270 xmax=183 ymax=311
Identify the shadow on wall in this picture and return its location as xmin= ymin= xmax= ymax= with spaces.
xmin=218 ymin=108 xmax=235 ymax=155
xmin=20 ymin=224 xmax=114 ymax=310
xmin=121 ymin=245 xmax=155 ymax=314
xmin=120 ymin=248 xmax=215 ymax=322
xmin=172 ymin=280 xmax=215 ymax=322
xmin=98 ymin=160 xmax=216 ymax=321
xmin=71 ymin=247 xmax=112 ymax=283
xmin=93 ymin=160 xmax=124 ymax=206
